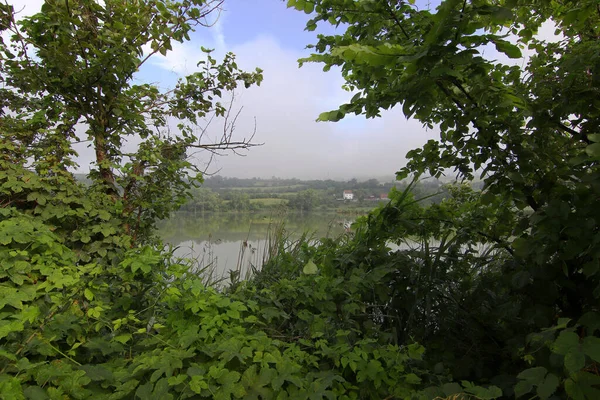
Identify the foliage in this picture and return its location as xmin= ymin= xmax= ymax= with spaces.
xmin=0 ymin=195 xmax=438 ymax=399
xmin=2 ymin=0 xmax=600 ymax=398
xmin=227 ymin=192 xmax=253 ymax=212
xmin=286 ymin=0 xmax=600 ymax=397
xmin=287 ymin=189 xmax=319 ymax=211
xmin=244 ymin=183 xmax=512 ymax=398
xmin=0 ymin=1 xmax=444 ymax=399
xmin=185 ymin=187 xmax=224 ymax=212
xmin=178 ymin=177 xmax=451 ymax=212
xmin=0 ymin=0 xmax=262 ymax=243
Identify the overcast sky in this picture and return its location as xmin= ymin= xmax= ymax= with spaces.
xmin=7 ymin=0 xmax=554 ymax=180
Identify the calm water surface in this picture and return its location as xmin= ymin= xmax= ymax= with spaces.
xmin=158 ymin=211 xmax=356 ymax=278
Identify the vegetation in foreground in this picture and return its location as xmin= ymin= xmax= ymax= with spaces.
xmin=1 ymin=0 xmax=599 ymax=399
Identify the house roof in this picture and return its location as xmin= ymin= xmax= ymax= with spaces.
xmin=343 ymin=190 xmax=353 ymax=194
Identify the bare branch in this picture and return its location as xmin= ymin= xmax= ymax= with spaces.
xmin=188 ymin=141 xmax=262 ymax=151
xmin=176 ymin=92 xmax=262 ymax=177
xmin=190 ymin=93 xmax=262 ymax=155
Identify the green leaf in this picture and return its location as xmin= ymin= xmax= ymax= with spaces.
xmin=490 ymin=7 xmax=513 ymax=22
xmin=464 ymin=385 xmax=502 ymax=399
xmin=579 ymin=313 xmax=600 ymax=335
xmin=556 ymin=318 xmax=572 ymax=329
xmin=536 ymin=373 xmax=559 ymax=399
xmin=552 ymin=331 xmax=579 ymax=355
xmin=135 ymin=382 xmax=153 ymax=398
xmin=514 ymin=380 xmax=533 ymax=398
xmin=442 ymin=382 xmax=462 ymax=396
xmin=565 ymin=349 xmax=586 ymax=373
xmin=0 ymin=320 xmax=25 ymax=339
xmin=317 ymin=111 xmax=331 ymax=122
xmin=582 ymin=336 xmax=600 ymax=363
xmin=168 ymin=375 xmax=187 ymax=386
xmin=511 ymin=238 xmax=530 ymax=257
xmin=511 ymin=271 xmax=530 ymax=289
xmin=189 ymin=376 xmax=208 ymax=393
xmin=80 ymin=364 xmax=114 ymax=382
xmin=288 ymin=0 xmax=306 ymax=12
xmin=23 ymin=385 xmax=49 ymax=399
xmin=403 ymin=373 xmax=421 ymax=385
xmin=84 ymin=288 xmax=94 ymax=301
xmin=585 ymin=143 xmax=600 ymax=158
xmin=407 ymin=343 xmax=425 ymax=359
xmin=155 ymin=2 xmax=167 ymax=14
xmin=113 ymin=334 xmax=132 ymax=344
xmin=0 ymin=350 xmax=17 ymax=362
xmin=564 ymin=378 xmax=586 ymax=400
xmin=242 ymin=365 xmax=275 ymax=398
xmin=494 ymin=40 xmax=522 ymax=58
xmin=302 ymin=259 xmax=318 ymax=275
xmin=317 ymin=110 xmax=344 ymax=122
xmin=519 ymin=28 xmax=533 ymax=40
xmin=516 ymin=366 xmax=556 ymax=398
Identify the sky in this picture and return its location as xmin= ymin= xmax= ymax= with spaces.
xmin=6 ymin=0 xmax=554 ymax=180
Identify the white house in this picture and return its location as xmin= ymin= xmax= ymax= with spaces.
xmin=343 ymin=190 xmax=354 ymax=200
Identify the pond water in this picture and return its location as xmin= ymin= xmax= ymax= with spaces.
xmin=158 ymin=211 xmax=357 ymax=280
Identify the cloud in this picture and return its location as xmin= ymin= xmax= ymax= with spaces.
xmin=8 ymin=2 xmax=571 ymax=181
xmin=145 ymin=33 xmax=438 ymax=180
xmin=3 ymin=0 xmax=437 ymax=180
xmin=142 ymin=9 xmax=564 ymax=181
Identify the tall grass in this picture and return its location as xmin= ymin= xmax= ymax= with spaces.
xmin=164 ymin=208 xmax=352 ymax=289
xmin=228 ymin=215 xmax=316 ymax=287
xmin=163 ymin=239 xmax=228 ymax=287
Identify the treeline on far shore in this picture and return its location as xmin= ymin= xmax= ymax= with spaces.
xmin=177 ymin=176 xmax=485 ymax=213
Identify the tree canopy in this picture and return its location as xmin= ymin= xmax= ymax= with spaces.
xmin=0 ymin=0 xmax=262 ymax=241
xmin=285 ymin=0 xmax=600 ymax=397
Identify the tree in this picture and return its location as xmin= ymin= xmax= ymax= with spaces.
xmin=0 ymin=0 xmax=262 ymax=242
xmin=228 ymin=191 xmax=251 ymax=211
xmin=0 ymin=2 xmax=472 ymax=398
xmin=288 ymin=189 xmax=318 ymax=211
xmin=289 ymin=0 xmax=600 ymax=396
xmin=363 ymin=178 xmax=380 ymax=188
xmin=185 ymin=187 xmax=222 ymax=213
xmin=353 ymin=188 xmax=366 ymax=202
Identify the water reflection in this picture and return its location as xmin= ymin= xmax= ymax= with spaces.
xmin=158 ymin=211 xmax=355 ymax=278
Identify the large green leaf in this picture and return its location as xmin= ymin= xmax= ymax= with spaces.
xmin=582 ymin=336 xmax=600 ymax=363
xmin=302 ymin=260 xmax=319 ymax=275
xmin=552 ymin=331 xmax=580 ymax=355
xmin=493 ymin=40 xmax=523 ymax=59
xmin=585 ymin=143 xmax=600 ymax=158
xmin=564 ymin=349 xmax=585 ymax=374
xmin=536 ymin=373 xmax=559 ymax=399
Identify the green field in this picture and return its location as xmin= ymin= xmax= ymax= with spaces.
xmin=249 ymin=198 xmax=289 ymax=206
xmin=225 ymin=185 xmax=306 ymax=191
